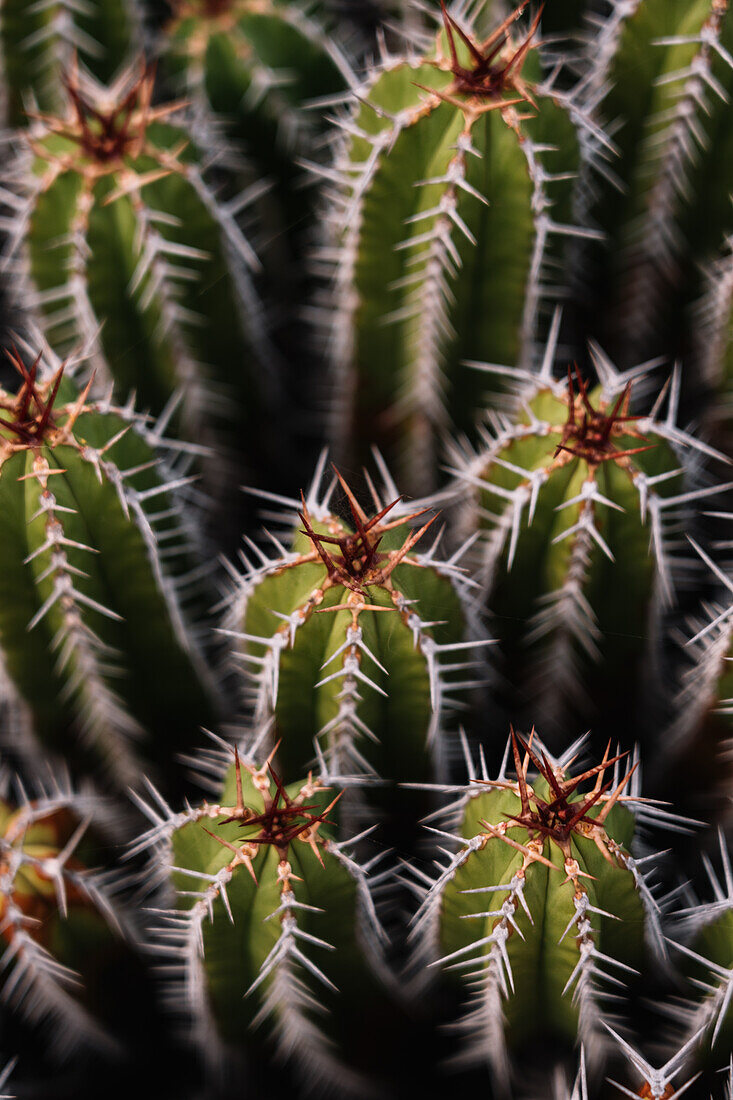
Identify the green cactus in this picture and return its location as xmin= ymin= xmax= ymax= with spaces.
xmin=445 ymin=346 xmax=728 ymax=741
xmin=576 ymin=0 xmax=733 ymax=366
xmin=322 ymin=0 xmax=596 ymax=494
xmin=220 ymin=455 xmax=489 ymax=784
xmin=136 ymin=736 xmax=389 ymax=1092
xmin=411 ymin=729 xmax=680 ymax=1086
xmin=0 ymin=62 xmax=274 ymax=471
xmin=161 ymin=0 xmax=354 ymax=250
xmin=0 ymin=346 xmax=216 ymax=787
xmin=0 ymin=769 xmax=126 ymax=1056
xmin=0 ymin=0 xmax=140 ymax=128
xmin=670 ymin=830 xmax=733 ymax=1065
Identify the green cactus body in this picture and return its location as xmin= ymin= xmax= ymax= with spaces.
xmin=579 ymin=0 xmax=733 ymax=362
xmin=138 ymin=741 xmax=387 ymax=1092
xmin=163 ymin=0 xmax=353 ymax=239
xmin=222 ymin=457 xmax=488 ymax=783
xmin=412 ymin=731 xmax=668 ymax=1084
xmin=447 ymin=350 xmax=725 ymax=739
xmin=0 ymin=773 xmax=125 ymax=1055
xmin=670 ymin=831 xmax=733 ymax=1064
xmin=1 ymin=65 xmax=272 ymax=463
xmin=324 ymin=1 xmax=590 ymax=494
xmin=0 ymin=349 xmax=215 ymax=787
xmin=0 ymin=0 xmax=139 ymax=127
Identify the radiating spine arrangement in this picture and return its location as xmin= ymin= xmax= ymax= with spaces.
xmin=0 ymin=346 xmax=215 ymax=786
xmin=409 ymin=730 xmax=681 ymax=1087
xmin=220 ymin=454 xmax=489 ymax=783
xmin=444 ymin=341 xmax=728 ymax=738
xmin=135 ymin=736 xmax=388 ymax=1093
xmin=321 ymin=0 xmax=600 ymax=493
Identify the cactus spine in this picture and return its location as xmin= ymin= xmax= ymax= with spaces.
xmin=0 ymin=63 xmax=272 ymax=465
xmin=0 ymin=347 xmax=215 ymax=786
xmin=136 ymin=737 xmax=387 ymax=1092
xmin=411 ymin=730 xmax=677 ymax=1086
xmin=323 ymin=0 xmax=593 ymax=494
xmin=221 ymin=455 xmax=488 ymax=783
xmin=446 ymin=346 xmax=727 ymax=739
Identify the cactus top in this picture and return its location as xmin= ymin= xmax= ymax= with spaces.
xmin=223 ymin=458 xmax=486 ymax=781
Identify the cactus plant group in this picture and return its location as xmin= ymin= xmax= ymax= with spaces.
xmin=0 ymin=2 xmax=730 ymax=1099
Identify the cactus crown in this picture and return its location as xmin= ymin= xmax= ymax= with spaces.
xmin=199 ymin=748 xmax=342 ymax=884
xmin=555 ymin=368 xmax=655 ymax=467
xmin=0 ymin=349 xmax=69 ymax=453
xmin=298 ymin=467 xmax=438 ymax=600
xmin=30 ymin=63 xmax=183 ymax=178
xmin=435 ymin=0 xmax=542 ymax=106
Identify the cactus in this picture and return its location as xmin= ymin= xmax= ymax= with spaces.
xmin=576 ymin=0 xmax=733 ymax=367
xmin=322 ymin=0 xmax=596 ymax=494
xmin=161 ymin=0 xmax=354 ymax=244
xmin=445 ymin=345 xmax=728 ymax=741
xmin=410 ymin=729 xmax=682 ymax=1086
xmin=669 ymin=830 xmax=733 ymax=1065
xmin=0 ymin=62 xmax=273 ymax=473
xmin=0 ymin=1062 xmax=14 ymax=1100
xmin=221 ymin=454 xmax=489 ymax=784
xmin=0 ymin=0 xmax=141 ymax=128
xmin=0 ymin=767 xmax=126 ymax=1056
xmin=0 ymin=346 xmax=216 ymax=787
xmin=135 ymin=736 xmax=388 ymax=1093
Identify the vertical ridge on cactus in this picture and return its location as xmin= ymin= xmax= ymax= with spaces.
xmin=319 ymin=0 xmax=599 ymax=494
xmin=220 ymin=454 xmax=490 ymax=784
xmin=0 ymin=346 xmax=216 ymax=787
xmin=409 ymin=728 xmax=693 ymax=1086
xmin=135 ymin=738 xmax=389 ymax=1094
xmin=443 ymin=346 xmax=730 ymax=739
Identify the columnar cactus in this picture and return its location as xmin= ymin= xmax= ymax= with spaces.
xmin=136 ymin=737 xmax=388 ymax=1093
xmin=446 ymin=347 xmax=727 ymax=740
xmin=410 ymin=730 xmax=678 ymax=1086
xmin=0 ymin=346 xmax=215 ymax=786
xmin=161 ymin=0 xmax=354 ymax=233
xmin=0 ymin=768 xmax=126 ymax=1056
xmin=221 ymin=455 xmax=489 ymax=783
xmin=0 ymin=0 xmax=140 ymax=127
xmin=577 ymin=0 xmax=733 ymax=366
xmin=322 ymin=0 xmax=595 ymax=493
xmin=0 ymin=62 xmax=272 ymax=464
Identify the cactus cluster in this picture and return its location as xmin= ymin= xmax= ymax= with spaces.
xmin=0 ymin=2 xmax=730 ymax=1099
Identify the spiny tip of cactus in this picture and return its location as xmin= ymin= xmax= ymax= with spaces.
xmin=0 ymin=347 xmax=92 ymax=456
xmin=554 ymin=366 xmax=656 ymax=466
xmin=28 ymin=58 xmax=183 ymax=169
xmin=472 ymin=727 xmax=640 ymax=877
xmin=298 ymin=465 xmax=440 ymax=602
xmin=429 ymin=0 xmax=542 ymax=111
xmin=199 ymin=747 xmax=341 ymax=884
